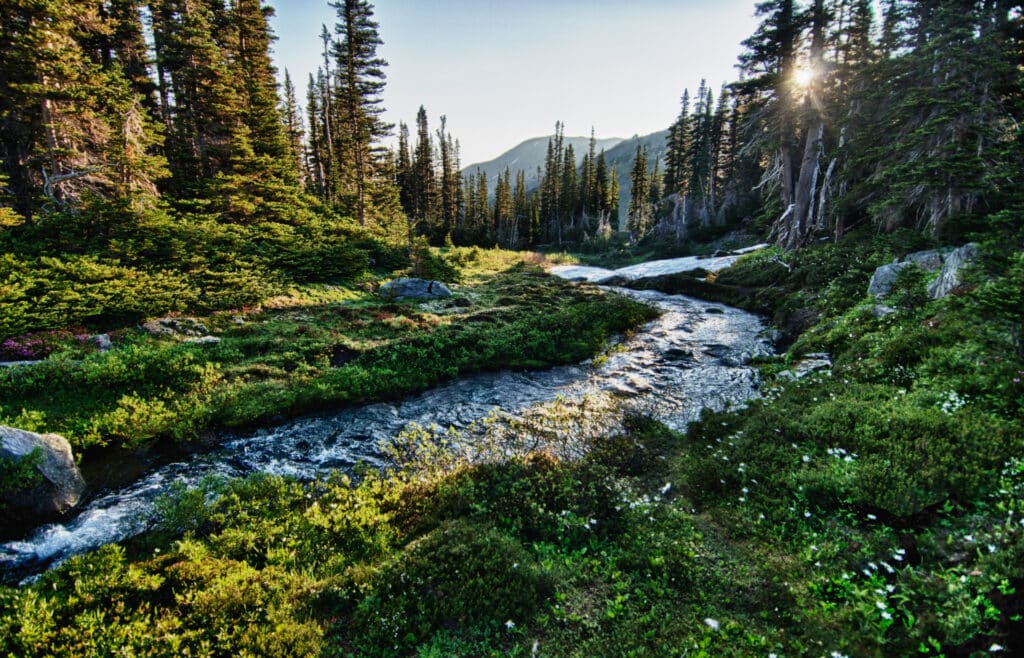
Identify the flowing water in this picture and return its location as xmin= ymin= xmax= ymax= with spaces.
xmin=0 ymin=267 xmax=772 ymax=581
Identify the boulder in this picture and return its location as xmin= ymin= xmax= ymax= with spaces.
xmin=867 ymin=261 xmax=915 ymax=298
xmin=183 ymin=336 xmax=221 ymax=345
xmin=867 ymin=244 xmax=978 ymax=299
xmin=93 ymin=334 xmax=113 ymax=351
xmin=143 ymin=317 xmax=210 ymax=338
xmin=379 ymin=278 xmax=453 ymax=300
xmin=928 ymin=243 xmax=979 ymax=299
xmin=778 ymin=353 xmax=833 ymax=381
xmin=1 ymin=426 xmax=86 ymax=525
xmin=903 ymin=248 xmax=950 ymax=271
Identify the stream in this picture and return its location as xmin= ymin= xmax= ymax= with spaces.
xmin=1 ymin=256 xmax=772 ymax=581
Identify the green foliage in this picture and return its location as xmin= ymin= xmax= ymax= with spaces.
xmin=352 ymin=519 xmax=553 ymax=652
xmin=0 ymin=448 xmax=43 ymax=508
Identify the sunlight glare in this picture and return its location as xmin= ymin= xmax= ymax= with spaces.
xmin=793 ymin=66 xmax=815 ymax=88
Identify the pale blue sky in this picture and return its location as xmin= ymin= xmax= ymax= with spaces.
xmin=267 ymin=1 xmax=760 ymax=165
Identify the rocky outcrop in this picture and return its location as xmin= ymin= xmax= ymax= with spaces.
xmin=379 ymin=278 xmax=452 ymax=300
xmin=777 ymin=353 xmax=833 ymax=381
xmin=867 ymin=244 xmax=978 ymax=300
xmin=142 ymin=317 xmax=210 ymax=338
xmin=1 ymin=426 xmax=86 ymax=525
xmin=928 ymin=243 xmax=979 ymax=299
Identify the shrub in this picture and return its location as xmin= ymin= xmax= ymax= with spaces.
xmin=351 ymin=518 xmax=553 ymax=652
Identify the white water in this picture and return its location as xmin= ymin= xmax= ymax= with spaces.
xmin=549 ymin=244 xmax=768 ymax=283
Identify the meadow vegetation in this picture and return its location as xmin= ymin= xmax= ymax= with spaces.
xmin=2 ymin=226 xmax=1022 ymax=656
xmin=0 ymin=246 xmax=652 ymax=459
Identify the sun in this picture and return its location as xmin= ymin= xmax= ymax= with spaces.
xmin=793 ymin=66 xmax=815 ymax=88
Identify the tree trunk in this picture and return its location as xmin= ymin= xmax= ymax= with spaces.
xmin=787 ymin=120 xmax=824 ymax=250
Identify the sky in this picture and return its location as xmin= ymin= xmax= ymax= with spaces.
xmin=267 ymin=0 xmax=761 ymax=166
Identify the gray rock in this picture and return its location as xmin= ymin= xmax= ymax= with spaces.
xmin=928 ymin=243 xmax=979 ymax=299
xmin=1 ymin=426 xmax=86 ymax=524
xmin=379 ymin=278 xmax=453 ymax=300
xmin=595 ymin=275 xmax=631 ymax=286
xmin=867 ymin=261 xmax=915 ymax=298
xmin=867 ymin=244 xmax=978 ymax=299
xmin=142 ymin=317 xmax=210 ymax=338
xmin=870 ymin=305 xmax=896 ymax=318
xmin=183 ymin=336 xmax=221 ymax=345
xmin=904 ymin=248 xmax=950 ymax=271
xmin=792 ymin=353 xmax=832 ymax=378
xmin=93 ymin=334 xmax=113 ymax=351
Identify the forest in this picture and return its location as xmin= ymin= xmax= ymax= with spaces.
xmin=1 ymin=0 xmax=1023 ymax=655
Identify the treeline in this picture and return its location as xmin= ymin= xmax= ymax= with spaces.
xmin=633 ymin=0 xmax=1023 ymax=250
xmin=1 ymin=0 xmax=401 ymax=230
xmin=436 ymin=0 xmax=1022 ymax=252
xmin=392 ymin=117 xmax=622 ymax=250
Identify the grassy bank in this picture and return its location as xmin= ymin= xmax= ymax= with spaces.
xmin=2 ymin=232 xmax=1021 ymax=656
xmin=0 ymin=248 xmax=654 ymax=459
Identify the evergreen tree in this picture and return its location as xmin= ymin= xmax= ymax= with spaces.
xmin=664 ymin=89 xmax=691 ymax=198
xmin=627 ymin=142 xmax=651 ymax=242
xmin=229 ymin=0 xmax=290 ymax=173
xmin=513 ymin=169 xmax=529 ymax=247
xmin=560 ymin=143 xmax=578 ymax=237
xmin=152 ymin=0 xmax=244 ymax=186
xmin=436 ymin=116 xmax=460 ymax=239
xmin=410 ymin=106 xmax=436 ymax=233
xmin=305 ymin=72 xmax=326 ymax=196
xmin=1 ymin=0 xmax=166 ymax=219
xmin=330 ymin=0 xmax=392 ymax=225
xmin=281 ymin=70 xmax=306 ymax=186
xmin=395 ymin=121 xmax=413 ymax=217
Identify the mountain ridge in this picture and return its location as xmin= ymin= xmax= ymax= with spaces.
xmin=463 ymin=135 xmax=625 ymax=192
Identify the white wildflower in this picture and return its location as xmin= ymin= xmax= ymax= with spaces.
xmin=703 ymin=617 xmax=720 ymax=631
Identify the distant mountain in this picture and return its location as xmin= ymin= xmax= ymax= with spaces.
xmin=462 ymin=135 xmax=625 ymax=192
xmin=602 ymin=130 xmax=670 ymax=216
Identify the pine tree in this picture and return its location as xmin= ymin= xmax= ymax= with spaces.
xmin=736 ymin=0 xmax=805 ymax=247
xmin=664 ymin=88 xmax=691 ymax=198
xmin=395 ymin=121 xmax=413 ymax=216
xmin=330 ymin=0 xmax=392 ymax=225
xmin=305 ymin=72 xmax=326 ymax=196
xmin=560 ymin=143 xmax=578 ymax=237
xmin=1 ymin=0 xmax=166 ymax=219
xmin=282 ymin=70 xmax=306 ymax=186
xmin=513 ymin=169 xmax=529 ymax=247
xmin=436 ymin=116 xmax=460 ymax=239
xmin=494 ymin=167 xmax=513 ymax=247
xmin=154 ymin=0 xmax=245 ymax=185
xmin=229 ymin=0 xmax=290 ymax=172
xmin=627 ymin=142 xmax=651 ymax=242
xmin=410 ymin=106 xmax=436 ymax=234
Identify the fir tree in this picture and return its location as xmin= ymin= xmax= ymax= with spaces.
xmin=281 ymin=69 xmax=306 ymax=186
xmin=627 ymin=142 xmax=651 ymax=242
xmin=330 ymin=0 xmax=392 ymax=225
